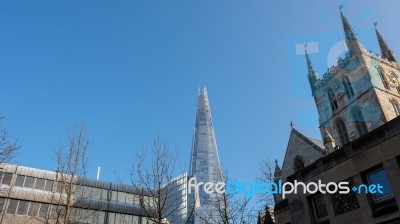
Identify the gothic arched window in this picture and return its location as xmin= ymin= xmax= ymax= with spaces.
xmin=376 ymin=66 xmax=390 ymax=90
xmin=391 ymin=99 xmax=400 ymax=116
xmin=352 ymin=108 xmax=368 ymax=136
xmin=328 ymin=88 xmax=338 ymax=111
xmin=389 ymin=71 xmax=400 ymax=94
xmin=293 ymin=155 xmax=305 ymax=172
xmin=336 ymin=119 xmax=350 ymax=145
xmin=343 ymin=75 xmax=355 ymax=98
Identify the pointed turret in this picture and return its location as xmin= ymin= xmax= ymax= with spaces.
xmin=305 ymin=47 xmax=319 ymax=96
xmin=273 ymin=159 xmax=282 ymax=203
xmin=340 ymin=5 xmax=357 ymax=40
xmin=338 ymin=5 xmax=364 ymax=55
xmin=274 ymin=159 xmax=282 ymax=180
xmin=320 ymin=126 xmax=336 ymax=153
xmin=374 ymin=22 xmax=397 ymax=63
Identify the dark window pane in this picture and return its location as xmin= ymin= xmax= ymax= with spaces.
xmin=57 ymin=182 xmax=65 ymax=193
xmin=7 ymin=199 xmax=18 ymax=214
xmin=367 ymin=169 xmax=394 ymax=200
xmin=328 ymin=89 xmax=338 ymax=111
xmin=45 ymin=180 xmax=53 ymax=191
xmin=16 ymin=200 xmax=29 ymax=215
xmin=313 ymin=195 xmax=328 ymax=220
xmin=38 ymin=203 xmax=49 ymax=218
xmin=15 ymin=175 xmax=25 ymax=187
xmin=2 ymin=173 xmax=12 ymax=185
xmin=24 ymin=176 xmax=35 ymax=188
xmin=0 ymin=198 xmax=5 ymax=212
xmin=34 ymin=178 xmax=46 ymax=190
xmin=337 ymin=120 xmax=350 ymax=145
xmin=29 ymin=202 xmax=40 ymax=217
xmin=353 ymin=109 xmax=368 ymax=136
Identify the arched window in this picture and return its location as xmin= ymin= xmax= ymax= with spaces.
xmin=343 ymin=75 xmax=355 ymax=98
xmin=336 ymin=119 xmax=350 ymax=145
xmin=352 ymin=108 xmax=368 ymax=136
xmin=293 ymin=155 xmax=305 ymax=172
xmin=389 ymin=71 xmax=400 ymax=94
xmin=376 ymin=66 xmax=390 ymax=90
xmin=328 ymin=88 xmax=338 ymax=111
xmin=391 ymin=99 xmax=400 ymax=116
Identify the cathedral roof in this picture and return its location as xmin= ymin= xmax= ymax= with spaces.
xmin=280 ymin=127 xmax=327 ymax=180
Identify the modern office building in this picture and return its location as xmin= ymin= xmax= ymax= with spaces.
xmin=162 ymin=173 xmax=199 ymax=224
xmin=0 ymin=163 xmax=157 ymax=224
xmin=274 ymin=7 xmax=400 ymax=224
xmin=189 ymin=87 xmax=225 ymax=223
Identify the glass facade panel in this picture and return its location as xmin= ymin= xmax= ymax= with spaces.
xmin=83 ymin=186 xmax=93 ymax=198
xmin=24 ymin=176 xmax=35 ymax=188
xmin=15 ymin=175 xmax=25 ymax=187
xmin=29 ymin=202 xmax=40 ymax=216
xmin=111 ymin=191 xmax=118 ymax=201
xmin=116 ymin=213 xmax=124 ymax=223
xmin=16 ymin=200 xmax=29 ymax=215
xmin=0 ymin=197 xmax=5 ymax=212
xmin=7 ymin=199 xmax=18 ymax=214
xmin=38 ymin=203 xmax=49 ymax=218
xmin=189 ymin=89 xmax=224 ymax=223
xmin=101 ymin=189 xmax=108 ymax=200
xmin=126 ymin=193 xmax=135 ymax=204
xmin=124 ymin=214 xmax=132 ymax=223
xmin=118 ymin=192 xmax=127 ymax=202
xmin=2 ymin=173 xmax=12 ymax=185
xmin=34 ymin=178 xmax=46 ymax=190
xmin=108 ymin=212 xmax=116 ymax=224
xmin=45 ymin=180 xmax=53 ymax=191
xmin=92 ymin=187 xmax=102 ymax=199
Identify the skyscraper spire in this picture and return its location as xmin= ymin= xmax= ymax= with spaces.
xmin=189 ymin=87 xmax=224 ymax=223
xmin=374 ymin=22 xmax=398 ymax=63
xmin=339 ymin=5 xmax=357 ymax=40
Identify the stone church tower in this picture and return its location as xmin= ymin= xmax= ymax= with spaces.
xmin=307 ymin=7 xmax=400 ymax=147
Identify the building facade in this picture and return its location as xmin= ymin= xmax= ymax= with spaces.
xmin=0 ymin=163 xmax=157 ymax=224
xmin=162 ymin=173 xmax=198 ymax=224
xmin=274 ymin=7 xmax=400 ymax=224
xmin=308 ymin=8 xmax=400 ymax=149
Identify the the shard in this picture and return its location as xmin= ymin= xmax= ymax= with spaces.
xmin=189 ymin=87 xmax=224 ymax=223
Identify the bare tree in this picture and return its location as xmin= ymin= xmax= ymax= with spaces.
xmin=129 ymin=136 xmax=197 ymax=224
xmin=204 ymin=169 xmax=255 ymax=224
xmin=0 ymin=117 xmax=18 ymax=164
xmin=257 ymin=158 xmax=276 ymax=207
xmin=51 ymin=124 xmax=92 ymax=224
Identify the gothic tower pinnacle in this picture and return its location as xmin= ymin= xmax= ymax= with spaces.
xmin=305 ymin=46 xmax=319 ymax=96
xmin=374 ymin=22 xmax=398 ymax=63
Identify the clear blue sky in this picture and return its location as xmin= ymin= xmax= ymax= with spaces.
xmin=0 ymin=0 xmax=399 ymax=188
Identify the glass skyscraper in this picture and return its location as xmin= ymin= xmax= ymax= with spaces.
xmin=189 ymin=87 xmax=224 ymax=223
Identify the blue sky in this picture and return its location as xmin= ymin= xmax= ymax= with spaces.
xmin=0 ymin=0 xmax=399 ymax=190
